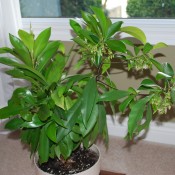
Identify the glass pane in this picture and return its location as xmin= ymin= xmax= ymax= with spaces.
xmin=19 ymin=0 xmax=175 ymax=18
xmin=19 ymin=0 xmax=62 ymax=17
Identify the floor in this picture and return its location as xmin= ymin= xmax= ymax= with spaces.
xmin=0 ymin=131 xmax=175 ymax=175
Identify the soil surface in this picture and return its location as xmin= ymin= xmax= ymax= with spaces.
xmin=38 ymin=147 xmax=99 ymax=175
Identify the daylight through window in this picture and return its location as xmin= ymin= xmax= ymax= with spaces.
xmin=19 ymin=0 xmax=175 ymax=18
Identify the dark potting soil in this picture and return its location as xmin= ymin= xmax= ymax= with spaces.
xmin=38 ymin=147 xmax=99 ymax=175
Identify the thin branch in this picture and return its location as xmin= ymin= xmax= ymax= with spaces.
xmin=97 ymin=79 xmax=118 ymax=90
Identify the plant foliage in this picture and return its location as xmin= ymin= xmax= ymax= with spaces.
xmin=0 ymin=7 xmax=173 ymax=165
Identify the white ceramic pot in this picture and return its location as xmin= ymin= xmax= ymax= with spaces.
xmin=34 ymin=144 xmax=101 ymax=175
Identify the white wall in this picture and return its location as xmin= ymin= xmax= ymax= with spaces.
xmin=107 ymin=115 xmax=175 ymax=145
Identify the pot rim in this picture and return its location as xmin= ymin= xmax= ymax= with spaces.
xmin=34 ymin=144 xmax=101 ymax=175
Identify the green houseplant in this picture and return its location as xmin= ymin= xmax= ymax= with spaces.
xmin=0 ymin=6 xmax=173 ymax=175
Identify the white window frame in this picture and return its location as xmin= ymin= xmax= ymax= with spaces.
xmin=22 ymin=18 xmax=175 ymax=45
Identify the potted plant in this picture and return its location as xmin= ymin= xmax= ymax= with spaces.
xmin=0 ymin=6 xmax=172 ymax=175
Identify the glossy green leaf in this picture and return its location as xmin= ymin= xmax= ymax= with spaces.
xmin=56 ymin=100 xmax=82 ymax=142
xmin=119 ymin=95 xmax=134 ymax=113
xmin=106 ymin=21 xmax=123 ymax=39
xmin=90 ymin=18 xmax=101 ymax=36
xmin=134 ymin=46 xmax=141 ymax=55
xmin=21 ymin=114 xmax=44 ymax=128
xmin=53 ymin=106 xmax=66 ymax=121
xmin=98 ymin=104 xmax=106 ymax=135
xmin=38 ymin=127 xmax=50 ymax=164
xmin=38 ymin=105 xmax=50 ymax=121
xmin=150 ymin=58 xmax=163 ymax=72
xmin=0 ymin=106 xmax=24 ymax=119
xmin=70 ymin=131 xmax=81 ymax=142
xmin=54 ymin=145 xmax=61 ymax=158
xmin=81 ymin=78 xmax=98 ymax=126
xmin=20 ymin=130 xmax=30 ymax=144
xmin=58 ymin=42 xmax=65 ymax=54
xmin=98 ymin=89 xmax=129 ymax=102
xmin=51 ymin=114 xmax=66 ymax=128
xmin=59 ymin=135 xmax=73 ymax=160
xmin=46 ymin=122 xmax=57 ymax=143
xmin=153 ymin=42 xmax=167 ymax=50
xmin=90 ymin=122 xmax=99 ymax=145
xmin=128 ymin=87 xmax=137 ymax=95
xmin=66 ymin=99 xmax=82 ymax=127
xmin=65 ymin=74 xmax=90 ymax=93
xmin=120 ymin=26 xmax=147 ymax=44
xmin=18 ymin=29 xmax=34 ymax=53
xmin=59 ymin=142 xmax=69 ymax=160
xmin=73 ymin=37 xmax=86 ymax=47
xmin=56 ymin=127 xmax=68 ymax=143
xmin=83 ymin=104 xmax=98 ymax=136
xmin=143 ymin=43 xmax=153 ymax=54
xmin=72 ymin=124 xmax=82 ymax=135
xmin=20 ymin=111 xmax=32 ymax=122
xmin=156 ymin=72 xmax=172 ymax=80
xmin=0 ymin=56 xmax=23 ymax=66
xmin=83 ymin=133 xmax=91 ymax=149
xmin=49 ymin=145 xmax=55 ymax=159
xmin=139 ymin=79 xmax=160 ymax=88
xmin=91 ymin=6 xmax=108 ymax=37
xmin=65 ymin=135 xmax=73 ymax=157
xmin=5 ymin=118 xmax=24 ymax=130
xmin=0 ymin=87 xmax=35 ymax=119
xmin=106 ymin=40 xmax=127 ymax=53
xmin=9 ymin=34 xmax=32 ymax=66
xmin=94 ymin=51 xmax=102 ymax=67
xmin=8 ymin=88 xmax=29 ymax=106
xmin=81 ymin=11 xmax=91 ymax=23
xmin=21 ymin=129 xmax=40 ymax=154
xmin=79 ymin=29 xmax=97 ymax=44
xmin=0 ymin=47 xmax=18 ymax=57
xmin=34 ymin=28 xmax=51 ymax=60
xmin=83 ymin=12 xmax=101 ymax=36
xmin=162 ymin=62 xmax=174 ymax=77
xmin=128 ymin=95 xmax=153 ymax=139
xmin=6 ymin=69 xmax=39 ymax=86
xmin=137 ymin=103 xmax=152 ymax=133
xmin=30 ymin=128 xmax=40 ymax=154
xmin=65 ymin=96 xmax=73 ymax=110
xmin=17 ymin=69 xmax=46 ymax=85
xmin=0 ymin=57 xmax=47 ymax=85
xmin=102 ymin=58 xmax=111 ymax=74
xmin=52 ymin=92 xmax=65 ymax=109
xmin=45 ymin=53 xmax=65 ymax=85
xmin=12 ymin=88 xmax=36 ymax=105
xmin=71 ymin=86 xmax=83 ymax=96
xmin=89 ymin=34 xmax=99 ymax=43
xmin=70 ymin=19 xmax=82 ymax=34
xmin=120 ymin=39 xmax=134 ymax=47
xmin=36 ymin=41 xmax=60 ymax=71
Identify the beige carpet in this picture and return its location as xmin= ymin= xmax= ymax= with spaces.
xmin=0 ymin=132 xmax=175 ymax=175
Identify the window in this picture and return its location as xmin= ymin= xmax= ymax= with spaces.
xmin=19 ymin=0 xmax=175 ymax=18
xmin=19 ymin=0 xmax=175 ymax=44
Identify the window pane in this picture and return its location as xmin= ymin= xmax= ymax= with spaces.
xmin=19 ymin=0 xmax=102 ymax=17
xmin=125 ymin=0 xmax=175 ymax=18
xmin=19 ymin=0 xmax=175 ymax=18
xmin=20 ymin=0 xmax=62 ymax=17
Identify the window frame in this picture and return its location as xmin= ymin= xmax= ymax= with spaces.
xmin=22 ymin=18 xmax=175 ymax=45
